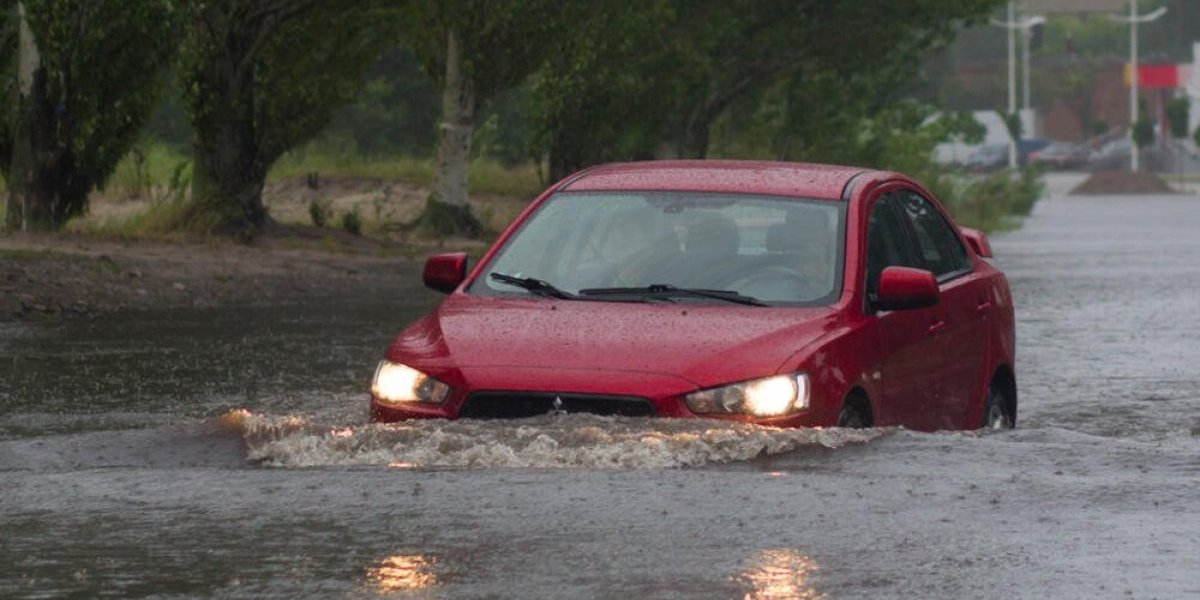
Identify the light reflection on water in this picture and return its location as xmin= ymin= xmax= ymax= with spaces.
xmin=366 ymin=554 xmax=439 ymax=593
xmin=740 ymin=549 xmax=823 ymax=600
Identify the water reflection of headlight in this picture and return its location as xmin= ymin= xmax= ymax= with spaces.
xmin=741 ymin=549 xmax=822 ymax=600
xmin=366 ymin=554 xmax=438 ymax=592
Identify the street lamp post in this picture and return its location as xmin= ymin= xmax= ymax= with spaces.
xmin=1110 ymin=0 xmax=1167 ymax=172
xmin=991 ymin=2 xmax=1045 ymax=169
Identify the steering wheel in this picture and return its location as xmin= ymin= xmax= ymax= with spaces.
xmin=725 ymin=265 xmax=819 ymax=301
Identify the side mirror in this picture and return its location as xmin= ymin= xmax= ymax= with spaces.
xmin=874 ymin=266 xmax=939 ymax=311
xmin=960 ymin=227 xmax=992 ymax=258
xmin=423 ymin=252 xmax=469 ymax=294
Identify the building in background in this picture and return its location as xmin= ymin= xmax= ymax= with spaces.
xmin=930 ymin=0 xmax=1196 ymax=149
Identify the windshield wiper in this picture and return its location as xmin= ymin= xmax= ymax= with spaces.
xmin=578 ymin=284 xmax=768 ymax=306
xmin=489 ymin=272 xmax=578 ymax=300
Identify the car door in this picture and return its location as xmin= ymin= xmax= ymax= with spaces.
xmin=892 ymin=190 xmax=990 ymax=429
xmin=864 ymin=194 xmax=943 ymax=430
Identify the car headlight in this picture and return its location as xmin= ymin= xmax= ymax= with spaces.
xmin=684 ymin=374 xmax=810 ymax=417
xmin=371 ymin=361 xmax=451 ymax=405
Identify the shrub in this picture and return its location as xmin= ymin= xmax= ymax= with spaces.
xmin=340 ymin=210 xmax=362 ymax=235
xmin=942 ymin=167 xmax=1044 ymax=232
xmin=308 ymin=199 xmax=329 ymax=228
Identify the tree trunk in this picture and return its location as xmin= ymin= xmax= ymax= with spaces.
xmin=188 ymin=53 xmax=269 ymax=238
xmin=416 ymin=28 xmax=483 ymax=237
xmin=191 ymin=128 xmax=268 ymax=238
xmin=434 ymin=29 xmax=475 ymax=208
xmin=6 ymin=2 xmax=55 ymax=232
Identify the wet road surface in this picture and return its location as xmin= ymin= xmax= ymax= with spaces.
xmin=2 ymin=193 xmax=1199 ymax=598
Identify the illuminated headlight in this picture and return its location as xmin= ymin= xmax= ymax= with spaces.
xmin=371 ymin=361 xmax=451 ymax=405
xmin=684 ymin=374 xmax=810 ymax=418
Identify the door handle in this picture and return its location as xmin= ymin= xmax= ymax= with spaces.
xmin=975 ymin=301 xmax=992 ymax=314
xmin=928 ymin=320 xmax=947 ymax=336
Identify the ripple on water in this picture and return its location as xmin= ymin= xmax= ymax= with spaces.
xmin=225 ymin=410 xmax=889 ymax=470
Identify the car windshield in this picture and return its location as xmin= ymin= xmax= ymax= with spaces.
xmin=470 ymin=192 xmax=844 ymax=305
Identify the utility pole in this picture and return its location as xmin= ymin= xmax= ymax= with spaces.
xmin=1111 ymin=1 xmax=1167 ymax=172
xmin=1022 ymin=16 xmax=1032 ymax=111
xmin=991 ymin=3 xmax=1044 ymax=169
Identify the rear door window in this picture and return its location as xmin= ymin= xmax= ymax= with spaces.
xmin=892 ymin=191 xmax=970 ymax=281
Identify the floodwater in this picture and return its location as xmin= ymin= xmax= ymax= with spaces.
xmin=2 ymin=192 xmax=1199 ymax=598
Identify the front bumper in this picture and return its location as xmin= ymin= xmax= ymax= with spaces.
xmin=369 ymin=366 xmax=816 ymax=427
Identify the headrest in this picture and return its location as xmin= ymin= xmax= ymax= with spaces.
xmin=686 ymin=215 xmax=740 ymax=256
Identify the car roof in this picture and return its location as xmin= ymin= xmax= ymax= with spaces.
xmin=558 ymin=160 xmax=869 ymax=200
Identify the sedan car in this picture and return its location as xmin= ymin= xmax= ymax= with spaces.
xmin=1029 ymin=141 xmax=1089 ymax=170
xmin=371 ymin=161 xmax=1016 ymax=431
xmin=963 ymin=144 xmax=1008 ymax=172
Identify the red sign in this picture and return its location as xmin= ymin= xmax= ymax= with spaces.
xmin=1124 ymin=64 xmax=1185 ymax=88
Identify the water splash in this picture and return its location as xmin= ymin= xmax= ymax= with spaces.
xmin=231 ymin=411 xmax=888 ymax=469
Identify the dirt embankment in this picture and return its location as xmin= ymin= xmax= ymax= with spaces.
xmin=2 ymin=175 xmax=526 ymax=322
xmin=0 ymin=230 xmax=435 ymax=322
xmin=1070 ymin=170 xmax=1178 ymax=195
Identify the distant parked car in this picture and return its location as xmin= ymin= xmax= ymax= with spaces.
xmin=1029 ymin=142 xmax=1090 ymax=170
xmin=1016 ymin=138 xmax=1051 ymax=166
xmin=1089 ymin=138 xmax=1132 ymax=171
xmin=964 ymin=144 xmax=1008 ymax=171
xmin=370 ymin=160 xmax=1018 ymax=431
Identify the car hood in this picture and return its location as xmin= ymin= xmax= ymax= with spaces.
xmin=387 ymin=294 xmax=839 ymax=388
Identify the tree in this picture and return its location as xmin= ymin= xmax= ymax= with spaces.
xmin=178 ymin=0 xmax=396 ymax=237
xmin=530 ymin=0 xmax=1003 ymax=180
xmin=527 ymin=0 xmax=681 ymax=182
xmin=1165 ymin=97 xmax=1189 ymax=140
xmin=1 ymin=0 xmax=177 ymax=231
xmin=400 ymin=0 xmax=583 ymax=236
xmin=1132 ymin=98 xmax=1155 ymax=151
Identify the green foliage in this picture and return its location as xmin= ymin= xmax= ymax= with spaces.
xmin=320 ymin=48 xmax=440 ymax=157
xmin=107 ymin=143 xmax=192 ymax=201
xmin=1132 ymin=116 xmax=1154 ymax=149
xmin=400 ymin=0 xmax=581 ymax=103
xmin=308 ymin=199 xmax=329 ymax=228
xmin=1194 ymin=124 xmax=1200 ymax=149
xmin=268 ymin=146 xmax=542 ymax=198
xmin=527 ymin=0 xmax=680 ymax=179
xmin=0 ymin=1 xmax=15 ymax=167
xmin=529 ymin=0 xmax=1004 ymax=179
xmin=0 ymin=0 xmax=178 ymax=229
xmin=1166 ymin=97 xmax=1189 ymax=140
xmin=340 ymin=209 xmax=361 ymax=235
xmin=945 ymin=168 xmax=1044 ymax=232
xmin=1000 ymin=111 xmax=1023 ymax=142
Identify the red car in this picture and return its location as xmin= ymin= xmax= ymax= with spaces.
xmin=371 ymin=161 xmax=1016 ymax=431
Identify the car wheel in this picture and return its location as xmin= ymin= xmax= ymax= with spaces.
xmin=980 ymin=384 xmax=1014 ymax=430
xmin=837 ymin=394 xmax=871 ymax=428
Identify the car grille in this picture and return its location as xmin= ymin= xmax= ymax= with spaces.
xmin=459 ymin=392 xmax=656 ymax=419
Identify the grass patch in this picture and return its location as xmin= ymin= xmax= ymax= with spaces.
xmin=269 ymin=146 xmax=543 ymax=198
xmin=465 ymin=161 xmax=543 ymax=198
xmin=271 ymin=152 xmax=435 ymax=184
xmin=106 ymin=143 xmax=193 ymax=201
xmin=65 ymin=196 xmax=212 ymax=239
xmin=0 ymin=248 xmax=53 ymax=261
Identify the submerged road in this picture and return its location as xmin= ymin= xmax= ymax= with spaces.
xmin=1 ymin=191 xmax=1198 ymax=598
